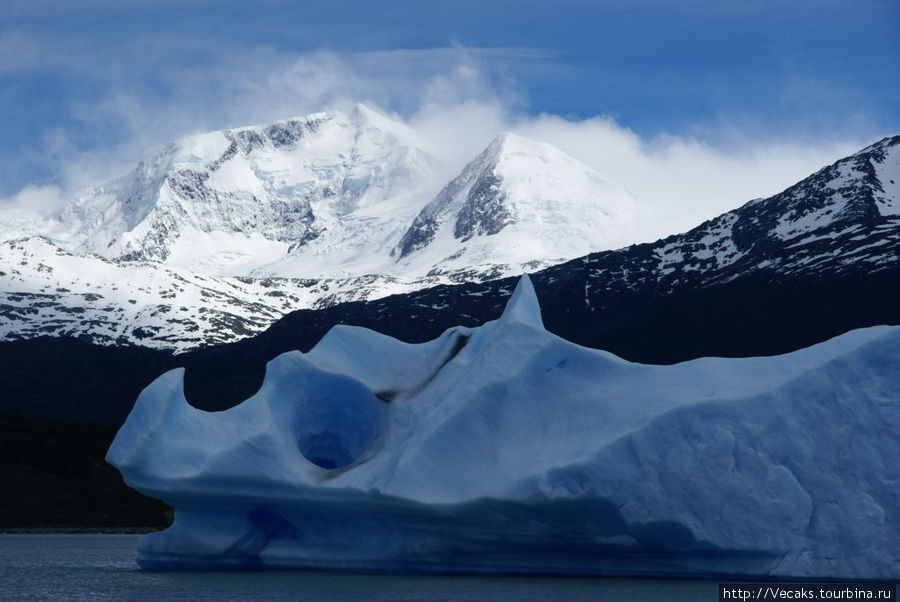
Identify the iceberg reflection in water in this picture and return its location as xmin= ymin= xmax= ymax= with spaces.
xmin=0 ymin=534 xmax=717 ymax=602
xmin=107 ymin=276 xmax=900 ymax=579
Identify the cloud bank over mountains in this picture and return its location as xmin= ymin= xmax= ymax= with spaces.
xmin=0 ymin=46 xmax=868 ymax=244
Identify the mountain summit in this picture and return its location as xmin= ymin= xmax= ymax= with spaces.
xmin=56 ymin=104 xmax=437 ymax=276
xmin=393 ymin=132 xmax=638 ymax=276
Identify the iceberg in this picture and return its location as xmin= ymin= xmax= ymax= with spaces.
xmin=107 ymin=276 xmax=900 ymax=578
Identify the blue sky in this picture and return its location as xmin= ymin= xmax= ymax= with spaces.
xmin=1 ymin=0 xmax=898 ymax=209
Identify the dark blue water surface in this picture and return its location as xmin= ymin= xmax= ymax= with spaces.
xmin=0 ymin=534 xmax=716 ymax=601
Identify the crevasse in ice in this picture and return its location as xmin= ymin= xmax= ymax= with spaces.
xmin=107 ymin=276 xmax=900 ymax=578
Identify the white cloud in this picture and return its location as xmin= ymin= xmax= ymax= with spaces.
xmin=0 ymin=185 xmax=66 ymax=241
xmin=0 ymin=184 xmax=66 ymax=215
xmin=12 ymin=45 xmax=530 ymax=203
xmin=406 ymin=92 xmax=867 ymax=242
xmin=511 ymin=115 xmax=864 ymax=240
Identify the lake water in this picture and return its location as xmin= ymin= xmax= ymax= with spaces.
xmin=0 ymin=534 xmax=717 ymax=601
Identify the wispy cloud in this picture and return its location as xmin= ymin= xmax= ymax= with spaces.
xmin=4 ymin=43 xmax=539 ymax=196
xmin=408 ymin=103 xmax=866 ymax=241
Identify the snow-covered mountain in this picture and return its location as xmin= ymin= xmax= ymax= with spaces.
xmin=1 ymin=101 xmax=896 ymax=353
xmin=54 ymin=104 xmax=438 ymax=276
xmin=0 ymin=236 xmax=459 ymax=351
xmin=22 ymin=105 xmax=637 ymax=281
xmin=0 ymin=106 xmax=646 ymax=349
xmin=391 ymin=132 xmax=638 ymax=277
xmin=245 ymin=130 xmax=639 ymax=280
xmin=622 ymin=134 xmax=900 ymax=284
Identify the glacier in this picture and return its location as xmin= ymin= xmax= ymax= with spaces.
xmin=107 ymin=276 xmax=900 ymax=578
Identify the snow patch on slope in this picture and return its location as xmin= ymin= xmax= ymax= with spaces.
xmin=873 ymin=138 xmax=900 ymax=216
xmin=0 ymin=236 xmax=459 ymax=351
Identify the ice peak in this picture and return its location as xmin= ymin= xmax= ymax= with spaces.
xmin=483 ymin=131 xmax=538 ymax=160
xmin=348 ymin=102 xmax=422 ymax=146
xmin=493 ymin=131 xmax=527 ymax=146
xmin=478 ymin=132 xmax=619 ymax=189
xmin=499 ymin=275 xmax=544 ymax=329
xmin=350 ymin=102 xmax=385 ymax=122
xmin=167 ymin=103 xmax=410 ymax=156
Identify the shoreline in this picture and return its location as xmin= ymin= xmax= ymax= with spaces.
xmin=1 ymin=526 xmax=162 ymax=534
